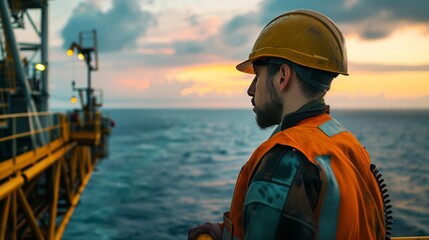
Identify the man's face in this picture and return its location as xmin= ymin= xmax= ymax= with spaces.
xmin=247 ymin=65 xmax=283 ymax=129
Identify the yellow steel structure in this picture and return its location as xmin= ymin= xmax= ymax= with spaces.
xmin=0 ymin=0 xmax=111 ymax=238
xmin=0 ymin=111 xmax=110 ymax=239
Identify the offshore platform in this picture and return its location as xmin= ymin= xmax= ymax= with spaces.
xmin=0 ymin=0 xmax=112 ymax=239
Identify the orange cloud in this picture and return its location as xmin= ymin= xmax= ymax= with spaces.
xmin=331 ymin=71 xmax=429 ymax=98
xmin=346 ymin=25 xmax=429 ymax=65
xmin=167 ymin=63 xmax=251 ymax=96
xmin=140 ymin=12 xmax=223 ymax=43
xmin=117 ymin=79 xmax=150 ymax=90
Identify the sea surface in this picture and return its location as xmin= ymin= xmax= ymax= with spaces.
xmin=63 ymin=109 xmax=429 ymax=239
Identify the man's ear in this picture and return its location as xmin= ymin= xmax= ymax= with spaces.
xmin=278 ymin=64 xmax=292 ymax=91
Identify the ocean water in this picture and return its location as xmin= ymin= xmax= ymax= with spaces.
xmin=63 ymin=109 xmax=429 ymax=239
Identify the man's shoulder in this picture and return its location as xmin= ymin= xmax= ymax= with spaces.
xmin=251 ymin=144 xmax=316 ymax=184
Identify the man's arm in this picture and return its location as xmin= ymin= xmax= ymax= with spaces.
xmin=243 ymin=145 xmax=321 ymax=240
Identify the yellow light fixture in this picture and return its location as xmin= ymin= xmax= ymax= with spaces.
xmin=67 ymin=49 xmax=74 ymax=56
xmin=77 ymin=53 xmax=85 ymax=61
xmin=35 ymin=63 xmax=46 ymax=71
xmin=70 ymin=96 xmax=78 ymax=104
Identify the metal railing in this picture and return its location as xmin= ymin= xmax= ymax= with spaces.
xmin=0 ymin=111 xmax=65 ymax=161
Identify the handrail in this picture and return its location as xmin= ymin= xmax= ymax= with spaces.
xmin=0 ymin=111 xmax=53 ymax=119
xmin=0 ymin=112 xmax=66 ymax=160
xmin=0 ymin=124 xmax=61 ymax=142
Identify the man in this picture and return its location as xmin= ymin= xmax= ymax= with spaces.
xmin=189 ymin=9 xmax=389 ymax=240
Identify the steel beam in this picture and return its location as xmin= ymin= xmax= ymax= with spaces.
xmin=23 ymin=143 xmax=74 ymax=181
xmin=55 ymin=168 xmax=93 ymax=240
xmin=0 ymin=176 xmax=24 ymax=200
xmin=0 ymin=195 xmax=11 ymax=239
xmin=17 ymin=188 xmax=45 ymax=240
xmin=48 ymin=161 xmax=61 ymax=239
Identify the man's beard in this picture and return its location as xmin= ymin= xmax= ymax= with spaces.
xmin=254 ymin=94 xmax=283 ymax=129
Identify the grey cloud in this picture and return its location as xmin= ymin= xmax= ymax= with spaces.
xmin=62 ymin=0 xmax=155 ymax=52
xmin=134 ymin=0 xmax=429 ymax=67
xmin=257 ymin=0 xmax=429 ymax=40
xmin=220 ymin=14 xmax=258 ymax=47
xmin=259 ymin=0 xmax=429 ymax=23
xmin=187 ymin=15 xmax=199 ymax=26
xmin=222 ymin=14 xmax=257 ymax=34
xmin=166 ymin=14 xmax=259 ymax=64
xmin=361 ymin=29 xmax=390 ymax=40
xmin=173 ymin=41 xmax=205 ymax=55
xmin=100 ymin=46 xmax=211 ymax=68
xmin=175 ymin=0 xmax=429 ymax=65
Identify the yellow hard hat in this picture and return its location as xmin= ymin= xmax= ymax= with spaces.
xmin=236 ymin=9 xmax=348 ymax=75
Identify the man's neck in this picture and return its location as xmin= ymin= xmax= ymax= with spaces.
xmin=282 ymin=96 xmax=324 ymax=117
xmin=270 ymin=98 xmax=328 ymax=137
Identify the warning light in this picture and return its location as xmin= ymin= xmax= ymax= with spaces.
xmin=77 ymin=53 xmax=85 ymax=61
xmin=35 ymin=63 xmax=46 ymax=71
xmin=70 ymin=96 xmax=78 ymax=104
xmin=67 ymin=49 xmax=74 ymax=56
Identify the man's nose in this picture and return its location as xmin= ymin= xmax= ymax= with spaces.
xmin=247 ymin=77 xmax=256 ymax=96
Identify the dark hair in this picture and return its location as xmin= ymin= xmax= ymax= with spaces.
xmin=254 ymin=58 xmax=329 ymax=98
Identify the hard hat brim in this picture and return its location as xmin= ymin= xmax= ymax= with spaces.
xmin=236 ymin=54 xmax=280 ymax=74
xmin=236 ymin=58 xmax=255 ymax=74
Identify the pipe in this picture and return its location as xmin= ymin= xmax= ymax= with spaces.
xmin=0 ymin=176 xmax=24 ymax=200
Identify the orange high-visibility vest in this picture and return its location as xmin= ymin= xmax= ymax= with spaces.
xmin=226 ymin=113 xmax=385 ymax=239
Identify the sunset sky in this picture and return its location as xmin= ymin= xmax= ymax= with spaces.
xmin=21 ymin=0 xmax=429 ymax=109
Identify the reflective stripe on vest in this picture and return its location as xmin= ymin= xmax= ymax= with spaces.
xmin=315 ymin=155 xmax=340 ymax=240
xmin=316 ymin=119 xmax=344 ymax=239
xmin=318 ymin=118 xmax=347 ymax=137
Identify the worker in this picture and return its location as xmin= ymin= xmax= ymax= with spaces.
xmin=188 ymin=9 xmax=390 ymax=240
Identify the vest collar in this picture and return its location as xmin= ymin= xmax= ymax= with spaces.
xmin=271 ymin=98 xmax=330 ymax=136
